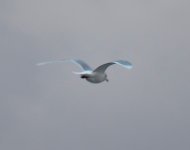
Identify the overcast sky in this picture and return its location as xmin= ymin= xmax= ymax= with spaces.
xmin=0 ymin=0 xmax=190 ymax=150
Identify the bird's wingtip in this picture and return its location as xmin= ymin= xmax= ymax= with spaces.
xmin=36 ymin=62 xmax=45 ymax=66
xmin=126 ymin=65 xmax=133 ymax=69
xmin=114 ymin=60 xmax=133 ymax=69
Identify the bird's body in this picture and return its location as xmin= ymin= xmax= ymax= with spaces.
xmin=81 ymin=72 xmax=108 ymax=83
xmin=37 ymin=59 xmax=132 ymax=84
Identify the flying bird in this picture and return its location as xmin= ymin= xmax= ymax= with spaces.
xmin=37 ymin=59 xmax=133 ymax=83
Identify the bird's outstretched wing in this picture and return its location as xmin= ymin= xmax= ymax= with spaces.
xmin=37 ymin=59 xmax=93 ymax=71
xmin=71 ymin=59 xmax=93 ymax=71
xmin=94 ymin=60 xmax=133 ymax=73
xmin=37 ymin=59 xmax=66 ymax=66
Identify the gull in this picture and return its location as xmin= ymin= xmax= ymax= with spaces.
xmin=37 ymin=59 xmax=133 ymax=83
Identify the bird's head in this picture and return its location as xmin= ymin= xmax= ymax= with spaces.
xmin=80 ymin=74 xmax=89 ymax=79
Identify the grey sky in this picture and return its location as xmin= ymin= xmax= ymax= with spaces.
xmin=0 ymin=0 xmax=190 ymax=150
